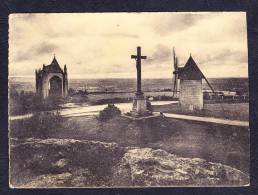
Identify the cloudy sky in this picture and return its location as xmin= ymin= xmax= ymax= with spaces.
xmin=9 ymin=12 xmax=247 ymax=79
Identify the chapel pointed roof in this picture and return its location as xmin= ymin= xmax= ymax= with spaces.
xmin=51 ymin=55 xmax=59 ymax=66
xmin=43 ymin=55 xmax=63 ymax=73
xmin=178 ymin=55 xmax=205 ymax=80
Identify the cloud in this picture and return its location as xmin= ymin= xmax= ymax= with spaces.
xmin=199 ymin=48 xmax=247 ymax=66
xmin=13 ymin=51 xmax=31 ymax=62
xmin=9 ymin=12 xmax=247 ymax=78
xmin=48 ymin=32 xmax=140 ymax=39
xmin=151 ymin=13 xmax=209 ymax=36
xmin=102 ymin=64 xmax=126 ymax=73
xmin=11 ymin=13 xmax=39 ymax=22
xmin=146 ymin=44 xmax=171 ymax=64
xmin=69 ymin=64 xmax=121 ymax=75
xmin=35 ymin=42 xmax=59 ymax=55
xmin=98 ymin=33 xmax=139 ymax=38
xmin=13 ymin=42 xmax=59 ymax=62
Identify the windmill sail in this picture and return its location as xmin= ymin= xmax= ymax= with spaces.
xmin=172 ymin=47 xmax=178 ymax=97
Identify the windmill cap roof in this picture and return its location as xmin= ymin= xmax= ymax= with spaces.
xmin=178 ymin=56 xmax=205 ymax=80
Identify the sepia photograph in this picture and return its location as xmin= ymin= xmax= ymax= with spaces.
xmin=8 ymin=12 xmax=249 ymax=187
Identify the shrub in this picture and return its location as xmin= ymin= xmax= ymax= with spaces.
xmin=9 ymin=90 xmax=64 ymax=115
xmin=98 ymin=104 xmax=121 ymax=122
xmin=146 ymin=100 xmax=153 ymax=111
xmin=94 ymin=98 xmax=131 ymax=105
xmin=10 ymin=111 xmax=64 ymax=139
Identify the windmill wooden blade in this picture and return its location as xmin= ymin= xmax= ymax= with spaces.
xmin=173 ymin=47 xmax=177 ymax=70
xmin=175 ymin=57 xmax=178 ymax=70
xmin=172 ymin=47 xmax=178 ymax=97
xmin=202 ymin=73 xmax=227 ymax=117
xmin=203 ymin=74 xmax=215 ymax=93
xmin=173 ymin=73 xmax=177 ymax=97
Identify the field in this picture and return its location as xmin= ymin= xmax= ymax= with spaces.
xmin=153 ymin=103 xmax=249 ymax=121
xmin=10 ymin=114 xmax=249 ymax=174
xmin=71 ymin=91 xmax=175 ymax=104
xmin=9 ymin=99 xmax=250 ymax=187
xmin=8 ymin=77 xmax=250 ymax=187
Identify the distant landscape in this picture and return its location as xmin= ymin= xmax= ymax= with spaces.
xmin=9 ymin=77 xmax=248 ymax=93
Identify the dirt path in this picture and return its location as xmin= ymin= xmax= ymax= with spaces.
xmin=9 ymin=101 xmax=249 ymax=127
xmin=162 ymin=113 xmax=249 ymax=127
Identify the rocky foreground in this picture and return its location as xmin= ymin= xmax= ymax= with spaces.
xmin=112 ymin=148 xmax=248 ymax=186
xmin=10 ymin=138 xmax=249 ymax=187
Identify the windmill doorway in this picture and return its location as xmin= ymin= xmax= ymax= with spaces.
xmin=49 ymin=76 xmax=62 ymax=97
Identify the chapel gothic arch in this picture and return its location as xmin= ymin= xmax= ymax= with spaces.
xmin=48 ymin=75 xmax=63 ymax=97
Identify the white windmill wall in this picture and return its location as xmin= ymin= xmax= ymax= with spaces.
xmin=179 ymin=79 xmax=203 ymax=111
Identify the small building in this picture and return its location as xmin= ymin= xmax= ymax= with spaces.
xmin=178 ymin=55 xmax=205 ymax=111
xmin=35 ymin=56 xmax=68 ymax=98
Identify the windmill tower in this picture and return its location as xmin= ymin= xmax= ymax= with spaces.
xmin=172 ymin=47 xmax=179 ymax=98
xmin=178 ymin=54 xmax=217 ymax=111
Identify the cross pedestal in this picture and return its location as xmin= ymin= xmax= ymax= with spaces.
xmin=129 ymin=46 xmax=152 ymax=117
xmin=131 ymin=98 xmax=152 ymax=117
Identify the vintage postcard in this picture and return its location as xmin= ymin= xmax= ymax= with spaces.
xmin=8 ymin=12 xmax=249 ymax=187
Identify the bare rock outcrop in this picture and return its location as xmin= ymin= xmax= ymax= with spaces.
xmin=112 ymin=148 xmax=249 ymax=186
xmin=10 ymin=138 xmax=124 ymax=187
xmin=10 ymin=138 xmax=249 ymax=187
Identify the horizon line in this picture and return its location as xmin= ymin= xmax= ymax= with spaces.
xmin=9 ymin=75 xmax=249 ymax=79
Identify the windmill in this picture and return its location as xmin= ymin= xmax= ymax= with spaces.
xmin=172 ymin=47 xmax=179 ymax=97
xmin=177 ymin=53 xmax=226 ymax=114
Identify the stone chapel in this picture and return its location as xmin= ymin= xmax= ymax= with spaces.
xmin=35 ymin=56 xmax=68 ymax=98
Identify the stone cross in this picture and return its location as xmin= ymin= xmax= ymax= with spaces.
xmin=131 ymin=46 xmax=147 ymax=98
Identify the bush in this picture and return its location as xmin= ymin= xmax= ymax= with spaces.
xmin=68 ymin=88 xmax=88 ymax=96
xmin=9 ymin=90 xmax=64 ymax=115
xmin=94 ymin=98 xmax=131 ymax=105
xmin=10 ymin=111 xmax=64 ymax=139
xmin=146 ymin=100 xmax=153 ymax=111
xmin=9 ymin=90 xmax=39 ymax=115
xmin=98 ymin=104 xmax=121 ymax=122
